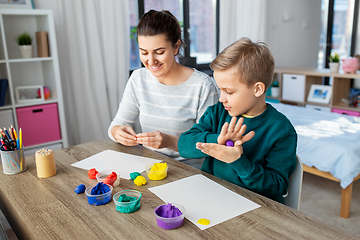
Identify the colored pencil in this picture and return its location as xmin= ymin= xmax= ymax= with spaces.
xmin=11 ymin=125 xmax=18 ymax=140
xmin=19 ymin=128 xmax=22 ymax=149
xmin=4 ymin=128 xmax=11 ymax=140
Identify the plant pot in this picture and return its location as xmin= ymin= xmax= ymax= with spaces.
xmin=271 ymin=87 xmax=279 ymax=97
xmin=18 ymin=45 xmax=33 ymax=58
xmin=329 ymin=62 xmax=340 ymax=73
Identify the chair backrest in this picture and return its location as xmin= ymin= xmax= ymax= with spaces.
xmin=283 ymin=155 xmax=303 ymax=210
xmin=0 ymin=222 xmax=9 ymax=240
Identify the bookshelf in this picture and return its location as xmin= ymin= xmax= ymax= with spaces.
xmin=0 ymin=9 xmax=68 ymax=155
xmin=268 ymin=67 xmax=360 ymax=116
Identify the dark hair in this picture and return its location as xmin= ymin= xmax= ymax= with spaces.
xmin=210 ymin=37 xmax=275 ymax=90
xmin=137 ymin=10 xmax=185 ymax=54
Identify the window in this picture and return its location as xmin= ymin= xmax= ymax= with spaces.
xmin=318 ymin=0 xmax=358 ymax=69
xmin=128 ymin=0 xmax=218 ymax=72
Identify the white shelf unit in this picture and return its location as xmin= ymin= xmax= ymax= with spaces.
xmin=0 ymin=9 xmax=68 ymax=155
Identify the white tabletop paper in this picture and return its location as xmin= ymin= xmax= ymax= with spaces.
xmin=149 ymin=174 xmax=260 ymax=230
xmin=71 ymin=150 xmax=162 ymax=179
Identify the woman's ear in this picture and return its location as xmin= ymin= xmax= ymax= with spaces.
xmin=174 ymin=39 xmax=181 ymax=55
xmin=254 ymin=82 xmax=265 ymax=97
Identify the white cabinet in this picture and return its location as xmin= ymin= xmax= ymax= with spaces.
xmin=282 ymin=74 xmax=306 ymax=102
xmin=0 ymin=9 xmax=67 ymax=154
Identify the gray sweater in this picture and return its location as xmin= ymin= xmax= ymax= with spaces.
xmin=108 ymin=67 xmax=219 ymax=159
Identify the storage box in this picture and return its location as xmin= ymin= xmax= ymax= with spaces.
xmin=0 ymin=109 xmax=14 ymax=127
xmin=305 ymin=104 xmax=331 ymax=112
xmin=16 ymin=103 xmax=61 ymax=147
xmin=282 ymin=74 xmax=305 ymax=102
xmin=331 ymin=108 xmax=360 ymax=117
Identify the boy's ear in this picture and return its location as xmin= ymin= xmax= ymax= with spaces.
xmin=254 ymin=82 xmax=265 ymax=97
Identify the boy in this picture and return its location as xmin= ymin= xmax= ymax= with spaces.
xmin=178 ymin=37 xmax=297 ymax=203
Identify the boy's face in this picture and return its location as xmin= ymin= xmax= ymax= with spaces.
xmin=214 ymin=67 xmax=259 ymax=117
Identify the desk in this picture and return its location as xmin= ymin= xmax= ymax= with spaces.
xmin=0 ymin=139 xmax=357 ymax=240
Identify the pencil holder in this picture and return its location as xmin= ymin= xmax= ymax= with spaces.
xmin=1 ymin=147 xmax=27 ymax=175
xmin=35 ymin=148 xmax=56 ymax=178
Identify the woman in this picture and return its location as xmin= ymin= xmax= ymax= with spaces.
xmin=108 ymin=10 xmax=218 ymax=160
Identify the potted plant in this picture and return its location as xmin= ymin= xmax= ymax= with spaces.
xmin=329 ymin=52 xmax=340 ymax=73
xmin=271 ymin=80 xmax=280 ymax=97
xmin=16 ymin=32 xmax=33 ymax=58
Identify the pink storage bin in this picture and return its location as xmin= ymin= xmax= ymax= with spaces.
xmin=331 ymin=108 xmax=360 ymax=117
xmin=16 ymin=103 xmax=61 ymax=147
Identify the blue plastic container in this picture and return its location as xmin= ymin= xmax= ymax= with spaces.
xmin=85 ymin=184 xmax=113 ymax=206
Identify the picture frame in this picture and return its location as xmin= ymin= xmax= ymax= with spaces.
xmin=0 ymin=0 xmax=34 ymax=9
xmin=307 ymin=84 xmax=332 ymax=104
xmin=16 ymin=85 xmax=44 ymax=103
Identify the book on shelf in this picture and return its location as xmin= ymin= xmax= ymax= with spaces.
xmin=0 ymin=79 xmax=8 ymax=106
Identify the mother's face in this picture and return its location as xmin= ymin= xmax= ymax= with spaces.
xmin=138 ymin=34 xmax=179 ymax=79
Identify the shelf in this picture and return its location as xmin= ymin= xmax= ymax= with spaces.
xmin=15 ymin=99 xmax=58 ymax=108
xmin=9 ymin=57 xmax=52 ymax=63
xmin=0 ymin=9 xmax=68 ymax=148
xmin=275 ymin=68 xmax=360 ymax=114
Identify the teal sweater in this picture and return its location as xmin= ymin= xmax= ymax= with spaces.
xmin=178 ymin=102 xmax=297 ymax=203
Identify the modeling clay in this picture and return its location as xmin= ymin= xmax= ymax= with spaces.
xmin=148 ymin=162 xmax=168 ymax=180
xmin=90 ymin=182 xmax=110 ymax=195
xmin=116 ymin=193 xmax=141 ymax=213
xmin=155 ymin=203 xmax=182 ymax=218
xmin=118 ymin=194 xmax=137 ymax=202
xmin=130 ymin=172 xmax=141 ymax=180
xmin=197 ymin=218 xmax=210 ymax=225
xmin=225 ymin=140 xmax=234 ymax=147
xmin=134 ymin=176 xmax=147 ymax=186
xmin=102 ymin=172 xmax=117 ymax=185
xmin=74 ymin=184 xmax=86 ymax=194
xmin=87 ymin=168 xmax=98 ymax=179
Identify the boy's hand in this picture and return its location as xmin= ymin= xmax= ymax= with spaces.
xmin=113 ymin=125 xmax=138 ymax=146
xmin=196 ymin=140 xmax=248 ymax=163
xmin=217 ymin=117 xmax=255 ymax=145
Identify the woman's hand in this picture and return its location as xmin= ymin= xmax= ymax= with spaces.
xmin=111 ymin=125 xmax=138 ymax=146
xmin=136 ymin=131 xmax=179 ymax=151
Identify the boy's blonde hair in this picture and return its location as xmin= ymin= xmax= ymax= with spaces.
xmin=210 ymin=37 xmax=275 ymax=90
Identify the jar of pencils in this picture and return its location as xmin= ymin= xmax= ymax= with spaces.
xmin=35 ymin=148 xmax=56 ymax=178
xmin=1 ymin=147 xmax=27 ymax=175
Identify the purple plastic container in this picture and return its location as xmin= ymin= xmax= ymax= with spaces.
xmin=154 ymin=203 xmax=185 ymax=230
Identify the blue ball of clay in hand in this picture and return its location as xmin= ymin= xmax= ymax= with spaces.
xmin=75 ymin=184 xmax=86 ymax=194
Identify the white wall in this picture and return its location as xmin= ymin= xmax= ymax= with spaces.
xmin=264 ymin=0 xmax=322 ymax=68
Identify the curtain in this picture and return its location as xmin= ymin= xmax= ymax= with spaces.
xmin=33 ymin=0 xmax=130 ymax=146
xmin=219 ymin=0 xmax=267 ymax=52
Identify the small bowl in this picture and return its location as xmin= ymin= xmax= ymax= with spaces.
xmin=145 ymin=163 xmax=168 ymax=180
xmin=96 ymin=170 xmax=120 ymax=187
xmin=113 ymin=189 xmax=142 ymax=213
xmin=154 ymin=203 xmax=186 ymax=230
xmin=85 ymin=184 xmax=113 ymax=206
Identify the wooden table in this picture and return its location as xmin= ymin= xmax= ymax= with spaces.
xmin=0 ymin=139 xmax=358 ymax=240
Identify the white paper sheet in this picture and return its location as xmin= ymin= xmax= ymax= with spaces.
xmin=71 ymin=150 xmax=162 ymax=179
xmin=149 ymin=174 xmax=260 ymax=230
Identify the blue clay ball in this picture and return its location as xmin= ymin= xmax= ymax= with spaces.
xmin=75 ymin=184 xmax=86 ymax=194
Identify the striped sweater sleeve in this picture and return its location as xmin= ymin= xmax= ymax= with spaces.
xmin=108 ymin=73 xmax=139 ymax=141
